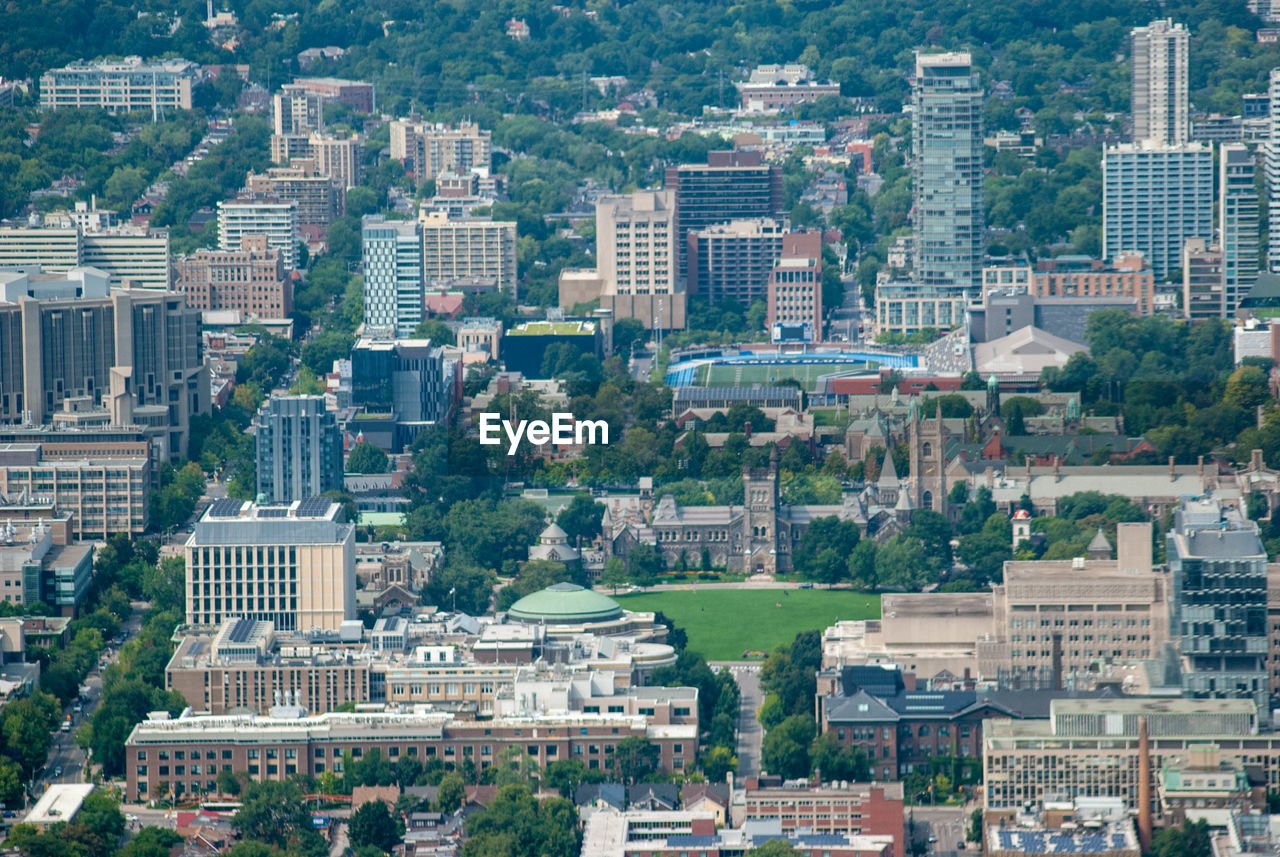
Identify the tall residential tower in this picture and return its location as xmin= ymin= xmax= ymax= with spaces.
xmin=1131 ymin=19 xmax=1190 ymax=145
xmin=911 ymin=52 xmax=985 ymax=293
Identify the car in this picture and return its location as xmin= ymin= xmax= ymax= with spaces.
xmin=799 ymin=582 xmax=814 ymax=589
xmin=958 ymin=843 xmax=965 ymax=850
xmin=928 ymin=836 xmax=937 ymax=843
xmin=53 ymin=767 xmax=62 ymax=777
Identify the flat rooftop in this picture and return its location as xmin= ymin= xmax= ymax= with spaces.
xmin=25 ymin=783 xmax=96 ymax=826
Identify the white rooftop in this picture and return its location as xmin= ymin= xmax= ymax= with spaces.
xmin=25 ymin=783 xmax=96 ymax=826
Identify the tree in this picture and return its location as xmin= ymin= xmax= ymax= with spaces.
xmin=437 ymin=772 xmax=466 ymax=813
xmin=545 ymin=759 xmax=588 ymax=797
xmin=614 ymin=737 xmax=660 ymax=784
xmin=601 ymin=557 xmax=628 ymax=593
xmin=613 ymin=317 xmax=646 ymax=355
xmin=230 ymin=780 xmax=316 ymax=850
xmin=424 ymin=564 xmax=496 ymax=615
xmin=1225 ymin=365 xmax=1269 ymax=413
xmin=627 ymin=543 xmax=663 ymax=588
xmin=810 ymin=732 xmax=870 ymax=782
xmin=556 ymin=494 xmax=605 ymax=543
xmin=216 ymin=767 xmax=242 ymax=797
xmin=347 ymin=441 xmax=389 ymax=475
xmin=793 ymin=517 xmax=860 ymax=580
xmin=749 ymin=841 xmax=802 ymax=857
xmin=119 ymin=828 xmax=183 ymax=857
xmin=758 ymin=692 xmax=787 ymax=731
xmin=413 ymin=318 xmax=456 ymax=345
xmin=702 ymin=745 xmax=737 ymax=782
xmin=349 ymin=800 xmax=401 ymax=853
xmin=761 ymin=714 xmax=816 ymax=779
xmin=1151 ymin=820 xmax=1212 ymax=857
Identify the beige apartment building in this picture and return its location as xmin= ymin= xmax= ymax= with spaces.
xmin=390 ymin=121 xmax=492 ymax=181
xmin=270 ymin=132 xmax=363 ymax=189
xmin=184 ymin=499 xmax=356 ymax=632
xmin=418 ymin=211 xmax=517 ymax=296
xmin=175 ymin=235 xmax=291 ymax=318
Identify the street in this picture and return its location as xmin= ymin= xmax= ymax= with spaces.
xmin=719 ymin=663 xmax=763 ymax=776
xmin=29 ymin=600 xmax=145 ymax=801
xmin=910 ymin=805 xmax=969 ymax=857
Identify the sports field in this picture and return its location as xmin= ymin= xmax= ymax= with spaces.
xmin=614 ymin=588 xmax=881 ymax=661
xmin=695 ymin=361 xmax=871 ymax=391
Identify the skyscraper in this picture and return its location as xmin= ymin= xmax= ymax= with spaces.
xmin=1131 ymin=19 xmax=1190 ymax=145
xmin=911 ymin=52 xmax=985 ymax=293
xmin=1220 ymin=143 xmax=1259 ymax=316
xmin=1265 ymin=68 xmax=1280 ymax=272
xmin=1102 ymin=141 xmax=1214 ymax=280
xmin=254 ymin=395 xmax=343 ymax=504
xmin=362 ymin=214 xmax=423 ymax=336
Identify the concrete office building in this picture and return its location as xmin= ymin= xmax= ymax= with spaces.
xmin=1168 ymin=497 xmax=1269 ymax=716
xmin=766 ymin=230 xmax=823 ymax=340
xmin=665 ymin=151 xmax=785 ymax=279
xmin=216 ymin=199 xmax=298 ymax=271
xmin=174 ymin=235 xmax=291 ymax=318
xmin=0 ymin=443 xmax=149 ymax=538
xmin=389 ymin=121 xmax=492 ymax=182
xmin=1221 ymin=143 xmax=1259 ymax=316
xmin=361 ymin=215 xmax=423 ymax=336
xmin=350 ymin=337 xmax=451 ymax=452
xmin=253 ymin=396 xmax=342 ymax=505
xmin=596 ymin=191 xmax=678 ymax=298
xmin=39 ymin=58 xmax=197 ymax=114
xmin=0 ymin=226 xmax=171 ymax=290
xmin=1102 ymin=141 xmax=1214 ymax=280
xmin=418 ymin=212 xmax=517 ymax=297
xmin=989 ymin=523 xmax=1167 ymax=688
xmin=1131 ymin=19 xmax=1190 ymax=145
xmin=184 ymin=498 xmax=356 ymax=631
xmin=912 ymin=52 xmax=985 ymax=293
xmin=686 ymin=218 xmax=785 ymax=304
xmin=244 ymin=167 xmax=342 ymax=229
xmin=968 ymin=289 xmax=1138 ymax=344
xmin=0 ymin=268 xmax=208 ymax=459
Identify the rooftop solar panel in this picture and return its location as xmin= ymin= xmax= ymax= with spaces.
xmin=208 ymin=498 xmax=243 ymax=518
xmin=297 ymin=497 xmax=331 ymax=518
xmin=228 ymin=618 xmax=253 ymax=643
xmin=258 ymin=508 xmax=289 ymax=518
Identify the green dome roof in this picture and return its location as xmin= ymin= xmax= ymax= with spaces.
xmin=508 ymin=583 xmax=624 ymax=624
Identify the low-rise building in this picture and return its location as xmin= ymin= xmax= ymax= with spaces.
xmin=125 ymin=706 xmax=697 ymax=802
xmin=40 ymin=58 xmax=197 ymax=113
xmin=742 ymin=780 xmax=904 ymax=846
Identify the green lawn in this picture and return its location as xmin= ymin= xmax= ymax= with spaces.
xmin=613 ymin=588 xmax=881 ymax=661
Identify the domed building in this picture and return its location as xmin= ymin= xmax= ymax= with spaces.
xmin=508 ymin=582 xmax=623 ymax=624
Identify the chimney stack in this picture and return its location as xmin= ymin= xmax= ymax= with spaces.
xmin=1138 ymin=716 xmax=1152 ymax=851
